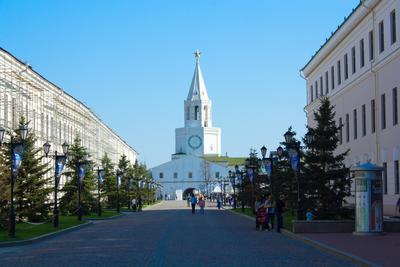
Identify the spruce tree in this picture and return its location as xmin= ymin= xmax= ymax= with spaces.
xmin=59 ymin=135 xmax=96 ymax=215
xmin=100 ymin=153 xmax=117 ymax=208
xmin=117 ymin=155 xmax=130 ymax=208
xmin=14 ymin=119 xmax=52 ymax=222
xmin=0 ymin=140 xmax=10 ymax=228
xmin=302 ymin=97 xmax=350 ymax=219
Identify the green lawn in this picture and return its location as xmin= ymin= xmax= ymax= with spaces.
xmin=232 ymin=208 xmax=294 ymax=231
xmin=0 ymin=216 xmax=85 ymax=242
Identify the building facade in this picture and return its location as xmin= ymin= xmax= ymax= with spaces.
xmin=0 ymin=47 xmax=138 ymax=187
xmin=151 ymin=51 xmax=231 ymax=200
xmin=302 ymin=0 xmax=400 ymax=214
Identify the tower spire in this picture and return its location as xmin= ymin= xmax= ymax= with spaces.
xmin=187 ymin=50 xmax=209 ymax=101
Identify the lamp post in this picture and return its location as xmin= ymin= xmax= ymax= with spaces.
xmin=116 ymin=170 xmax=123 ymax=213
xmin=229 ymin=170 xmax=236 ymax=209
xmin=127 ymin=176 xmax=132 ymax=210
xmin=43 ymin=141 xmax=69 ymax=227
xmin=77 ymin=161 xmax=87 ymax=221
xmin=235 ymin=165 xmax=244 ymax=212
xmin=0 ymin=123 xmax=29 ymax=238
xmin=260 ymin=146 xmax=274 ymax=196
xmin=284 ymin=130 xmax=302 ymax=220
xmin=97 ymin=167 xmax=105 ymax=217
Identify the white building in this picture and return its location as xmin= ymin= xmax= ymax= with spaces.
xmin=0 ymin=47 xmax=138 ymax=187
xmin=151 ymin=51 xmax=234 ymax=200
xmin=301 ymin=0 xmax=400 ymax=215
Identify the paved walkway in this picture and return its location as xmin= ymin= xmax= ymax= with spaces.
xmin=302 ymin=232 xmax=400 ymax=267
xmin=0 ymin=201 xmax=355 ymax=267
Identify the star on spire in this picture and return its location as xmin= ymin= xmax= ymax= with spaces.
xmin=194 ymin=49 xmax=201 ymax=62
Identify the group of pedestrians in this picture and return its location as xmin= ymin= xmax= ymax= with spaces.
xmin=189 ymin=194 xmax=206 ymax=215
xmin=255 ymin=194 xmax=285 ymax=232
xmin=131 ymin=196 xmax=143 ymax=212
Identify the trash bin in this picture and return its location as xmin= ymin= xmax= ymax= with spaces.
xmin=351 ymin=163 xmax=384 ymax=235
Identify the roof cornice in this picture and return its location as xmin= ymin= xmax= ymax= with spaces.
xmin=301 ymin=0 xmax=380 ymax=76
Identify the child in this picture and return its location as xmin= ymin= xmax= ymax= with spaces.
xmin=306 ymin=209 xmax=314 ymax=221
xmin=198 ymin=197 xmax=206 ymax=215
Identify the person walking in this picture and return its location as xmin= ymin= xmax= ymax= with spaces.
xmin=265 ymin=194 xmax=275 ymax=231
xmin=187 ymin=194 xmax=191 ymax=207
xmin=396 ymin=197 xmax=400 ymax=216
xmin=255 ymin=196 xmax=267 ymax=231
xmin=191 ymin=194 xmax=197 ymax=214
xmin=217 ymin=193 xmax=222 ymax=210
xmin=198 ymin=197 xmax=205 ymax=215
xmin=138 ymin=195 xmax=143 ymax=212
xmin=132 ymin=198 xmax=137 ymax=212
xmin=275 ymin=195 xmax=285 ymax=233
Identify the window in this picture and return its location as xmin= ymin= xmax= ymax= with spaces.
xmin=360 ymin=39 xmax=365 ymax=67
xmin=310 ymin=85 xmax=314 ymax=102
xmin=331 ymin=66 xmax=335 ymax=90
xmin=383 ymin=162 xmax=388 ymax=195
xmin=339 ymin=117 xmax=343 ymax=145
xmin=369 ymin=30 xmax=374 ymax=61
xmin=215 ymin=172 xmax=220 ymax=178
xmin=159 ymin=172 xmax=164 ymax=179
xmin=337 ymin=61 xmax=341 ymax=85
xmin=194 ymin=106 xmax=199 ymax=120
xmin=353 ymin=109 xmax=357 ymax=140
xmin=391 ymin=10 xmax=397 ymax=44
xmin=371 ymin=99 xmax=376 ymax=133
xmin=393 ymin=87 xmax=398 ymax=125
xmin=315 ymin=81 xmax=318 ymax=99
xmin=379 ymin=20 xmax=385 ymax=53
xmin=381 ymin=94 xmax=386 ymax=129
xmin=362 ymin=104 xmax=366 ymax=137
xmin=395 ymin=160 xmax=399 ymax=194
xmin=188 ymin=172 xmax=193 ymax=178
xmin=320 ymin=76 xmax=323 ymax=96
xmin=344 ymin=54 xmax=349 ymax=79
xmin=346 ymin=113 xmax=350 ymax=143
xmin=325 ymin=71 xmax=329 ymax=94
xmin=173 ymin=172 xmax=178 ymax=179
xmin=351 ymin=46 xmax=356 ymax=74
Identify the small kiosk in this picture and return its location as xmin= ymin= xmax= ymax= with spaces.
xmin=351 ymin=163 xmax=384 ymax=235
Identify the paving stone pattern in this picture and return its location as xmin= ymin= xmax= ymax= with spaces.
xmin=0 ymin=201 xmax=355 ymax=267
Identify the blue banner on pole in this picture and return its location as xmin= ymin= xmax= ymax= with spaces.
xmin=248 ymin=168 xmax=254 ymax=183
xmin=78 ymin=163 xmax=86 ymax=182
xmin=289 ymin=149 xmax=300 ymax=171
xmin=98 ymin=170 xmax=105 ymax=186
xmin=55 ymin=155 xmax=66 ymax=187
xmin=12 ymin=143 xmax=24 ymax=179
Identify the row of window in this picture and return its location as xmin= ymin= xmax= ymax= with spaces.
xmin=310 ymin=9 xmax=397 ymax=103
xmin=338 ymin=88 xmax=398 ymax=143
xmin=382 ymin=160 xmax=400 ymax=195
xmin=159 ymin=171 xmax=221 ymax=179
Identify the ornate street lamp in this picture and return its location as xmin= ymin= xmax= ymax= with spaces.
xmin=0 ymin=123 xmax=29 ymax=237
xmin=43 ymin=141 xmax=69 ymax=227
xmin=77 ymin=161 xmax=87 ymax=221
xmin=277 ymin=146 xmax=284 ymax=158
xmin=97 ymin=167 xmax=105 ymax=216
xmin=305 ymin=131 xmax=315 ymax=147
xmin=116 ymin=170 xmax=123 ymax=213
xmin=229 ymin=170 xmax=237 ymax=209
xmin=282 ymin=131 xmax=302 ymax=220
xmin=235 ymin=164 xmax=245 ymax=212
xmin=260 ymin=146 xmax=274 ymax=196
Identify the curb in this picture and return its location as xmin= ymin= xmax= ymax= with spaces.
xmin=84 ymin=213 xmax=125 ymax=221
xmin=0 ymin=221 xmax=93 ymax=248
xmin=227 ymin=209 xmax=376 ymax=267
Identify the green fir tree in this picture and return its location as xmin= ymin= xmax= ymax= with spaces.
xmin=59 ymin=135 xmax=96 ymax=215
xmin=302 ymin=97 xmax=351 ymax=219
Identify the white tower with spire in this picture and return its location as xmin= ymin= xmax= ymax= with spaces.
xmin=175 ymin=50 xmax=221 ymax=157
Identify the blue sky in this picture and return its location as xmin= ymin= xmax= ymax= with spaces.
xmin=0 ymin=0 xmax=360 ymax=167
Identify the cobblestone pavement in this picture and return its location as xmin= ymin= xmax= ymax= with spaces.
xmin=0 ymin=201 xmax=355 ymax=267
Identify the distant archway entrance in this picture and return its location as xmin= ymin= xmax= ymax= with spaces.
xmin=183 ymin=188 xmax=197 ymax=199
